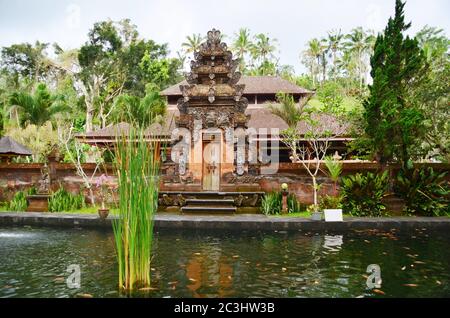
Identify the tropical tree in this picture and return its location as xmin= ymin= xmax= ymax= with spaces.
xmin=363 ymin=0 xmax=428 ymax=167
xmin=9 ymin=83 xmax=69 ymax=127
xmin=231 ymin=28 xmax=253 ymax=72
xmin=181 ymin=33 xmax=204 ymax=54
xmin=269 ymin=92 xmax=311 ymax=128
xmin=326 ymin=29 xmax=344 ymax=80
xmin=301 ymin=38 xmax=327 ymax=86
xmin=112 ymin=84 xmax=167 ymax=128
xmin=251 ymin=33 xmax=277 ymax=64
xmin=344 ymin=27 xmax=375 ymax=90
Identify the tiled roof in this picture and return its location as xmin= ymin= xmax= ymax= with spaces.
xmin=161 ymin=76 xmax=313 ymax=96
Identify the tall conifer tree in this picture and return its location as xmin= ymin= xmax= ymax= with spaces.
xmin=364 ymin=0 xmax=427 ymax=166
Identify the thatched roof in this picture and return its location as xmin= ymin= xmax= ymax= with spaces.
xmin=161 ymin=76 xmax=313 ymax=96
xmin=0 ymin=136 xmax=32 ymax=156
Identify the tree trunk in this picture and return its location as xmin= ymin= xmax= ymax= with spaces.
xmin=312 ymin=176 xmax=318 ymax=208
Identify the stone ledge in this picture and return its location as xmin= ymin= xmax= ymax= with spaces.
xmin=0 ymin=212 xmax=449 ymax=232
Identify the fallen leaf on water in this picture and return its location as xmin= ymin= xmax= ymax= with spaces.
xmin=194 ymin=252 xmax=201 ymax=256
xmin=356 ymin=295 xmax=365 ymax=298
xmin=282 ymin=267 xmax=287 ymax=272
xmin=53 ymin=277 xmax=65 ymax=283
xmin=407 ymin=254 xmax=417 ymax=258
xmin=138 ymin=287 xmax=157 ymax=291
xmin=227 ymin=275 xmax=232 ymax=280
xmin=188 ymin=278 xmax=197 ymax=282
xmin=364 ymin=240 xmax=370 ymax=243
xmin=402 ymin=247 xmax=411 ymax=250
xmin=232 ymin=255 xmax=239 ymax=259
xmin=436 ymin=280 xmax=442 ymax=285
xmin=168 ymin=281 xmax=178 ymax=285
xmin=401 ymin=266 xmax=406 ymax=271
xmin=414 ymin=261 xmax=426 ymax=264
xmin=76 ymin=293 xmax=93 ymax=298
xmin=403 ymin=284 xmax=419 ymax=287
xmin=372 ymin=289 xmax=385 ymax=295
xmin=362 ymin=274 xmax=368 ymax=279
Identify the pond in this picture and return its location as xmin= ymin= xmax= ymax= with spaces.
xmin=0 ymin=226 xmax=449 ymax=298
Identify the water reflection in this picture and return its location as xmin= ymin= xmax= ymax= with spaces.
xmin=0 ymin=227 xmax=449 ymax=298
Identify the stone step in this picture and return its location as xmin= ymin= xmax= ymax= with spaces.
xmin=185 ymin=199 xmax=235 ymax=205
xmin=181 ymin=206 xmax=237 ymax=213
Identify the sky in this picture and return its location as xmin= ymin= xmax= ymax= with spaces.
xmin=0 ymin=0 xmax=449 ymax=73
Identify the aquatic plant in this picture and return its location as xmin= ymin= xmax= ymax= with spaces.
xmin=112 ymin=128 xmax=160 ymax=291
xmin=48 ymin=188 xmax=85 ymax=212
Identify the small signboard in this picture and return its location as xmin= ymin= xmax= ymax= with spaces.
xmin=324 ymin=209 xmax=343 ymax=222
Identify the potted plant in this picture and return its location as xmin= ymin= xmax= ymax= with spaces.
xmin=323 ymin=156 xmax=343 ymax=221
xmin=308 ymin=204 xmax=322 ymax=221
xmin=96 ymin=174 xmax=111 ymax=219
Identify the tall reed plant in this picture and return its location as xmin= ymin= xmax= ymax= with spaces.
xmin=112 ymin=128 xmax=160 ymax=291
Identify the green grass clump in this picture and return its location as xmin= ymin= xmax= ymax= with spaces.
xmin=112 ymin=128 xmax=160 ymax=291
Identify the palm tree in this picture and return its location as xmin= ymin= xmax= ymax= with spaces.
xmin=302 ymin=38 xmax=327 ymax=86
xmin=251 ymin=33 xmax=277 ymax=64
xmin=9 ymin=83 xmax=69 ymax=127
xmin=231 ymin=28 xmax=253 ymax=72
xmin=269 ymin=92 xmax=311 ymax=128
xmin=327 ymin=29 xmax=344 ymax=80
xmin=344 ymin=27 xmax=375 ymax=90
xmin=181 ymin=33 xmax=204 ymax=54
xmin=113 ymin=84 xmax=166 ymax=128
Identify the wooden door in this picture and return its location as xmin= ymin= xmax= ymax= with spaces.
xmin=202 ymin=140 xmax=220 ymax=191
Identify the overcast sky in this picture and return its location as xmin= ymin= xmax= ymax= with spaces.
xmin=0 ymin=0 xmax=448 ymax=73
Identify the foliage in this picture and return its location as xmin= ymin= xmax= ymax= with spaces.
xmin=269 ymin=92 xmax=310 ymax=128
xmin=6 ymin=187 xmax=37 ymax=211
xmin=319 ymin=195 xmax=342 ymax=210
xmin=48 ymin=188 xmax=85 ymax=212
xmin=112 ymin=83 xmax=166 ymax=127
xmin=324 ymin=156 xmax=343 ymax=195
xmin=112 ymin=128 xmax=160 ymax=291
xmin=341 ymin=171 xmax=389 ymax=217
xmin=261 ymin=191 xmax=282 ymax=215
xmin=287 ymin=194 xmax=304 ymax=213
xmin=394 ymin=166 xmax=450 ymax=216
xmin=363 ymin=0 xmax=428 ymax=166
xmin=9 ymin=82 xmax=70 ymax=127
xmin=6 ymin=121 xmax=60 ymax=162
xmin=317 ymin=81 xmax=344 ymax=114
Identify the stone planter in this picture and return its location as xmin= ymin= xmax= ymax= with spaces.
xmin=26 ymin=194 xmax=50 ymax=212
xmin=98 ymin=208 xmax=110 ymax=219
xmin=311 ymin=211 xmax=322 ymax=221
xmin=324 ymin=209 xmax=343 ymax=222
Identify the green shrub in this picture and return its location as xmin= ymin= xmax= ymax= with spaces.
xmin=319 ymin=195 xmax=342 ymax=210
xmin=7 ymin=187 xmax=37 ymax=211
xmin=341 ymin=171 xmax=389 ymax=217
xmin=394 ymin=167 xmax=450 ymax=216
xmin=48 ymin=188 xmax=85 ymax=212
xmin=287 ymin=194 xmax=304 ymax=213
xmin=261 ymin=192 xmax=282 ymax=215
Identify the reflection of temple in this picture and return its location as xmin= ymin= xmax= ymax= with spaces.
xmin=185 ymin=250 xmax=234 ymax=298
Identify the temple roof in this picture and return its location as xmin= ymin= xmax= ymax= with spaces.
xmin=161 ymin=76 xmax=313 ymax=97
xmin=80 ymin=106 xmax=351 ymax=141
xmin=0 ymin=136 xmax=32 ymax=156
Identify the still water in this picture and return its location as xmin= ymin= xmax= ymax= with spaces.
xmin=0 ymin=226 xmax=449 ymax=298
